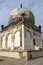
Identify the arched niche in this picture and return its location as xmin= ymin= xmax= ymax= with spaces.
xmin=24 ymin=31 xmax=32 ymax=50
xmin=26 ymin=31 xmax=31 ymax=42
xmin=26 ymin=30 xmax=32 ymax=38
xmin=7 ymin=33 xmax=13 ymax=49
xmin=14 ymin=31 xmax=20 ymax=47
xmin=2 ymin=35 xmax=6 ymax=49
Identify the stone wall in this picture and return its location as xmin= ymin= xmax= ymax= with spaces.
xmin=0 ymin=50 xmax=43 ymax=60
xmin=31 ymin=50 xmax=43 ymax=58
xmin=0 ymin=50 xmax=27 ymax=60
xmin=27 ymin=50 xmax=43 ymax=60
xmin=0 ymin=51 xmax=19 ymax=59
xmin=1 ymin=24 xmax=22 ymax=49
xmin=24 ymin=26 xmax=42 ymax=50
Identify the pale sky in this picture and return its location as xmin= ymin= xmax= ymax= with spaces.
xmin=0 ymin=0 xmax=43 ymax=33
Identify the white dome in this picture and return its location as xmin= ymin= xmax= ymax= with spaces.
xmin=9 ymin=8 xmax=35 ymax=24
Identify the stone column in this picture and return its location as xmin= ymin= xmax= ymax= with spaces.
xmin=6 ymin=33 xmax=11 ymax=49
xmin=1 ymin=36 xmax=3 ymax=48
xmin=20 ymin=29 xmax=22 ymax=46
xmin=22 ymin=24 xmax=25 ymax=49
xmin=5 ymin=35 xmax=8 ymax=49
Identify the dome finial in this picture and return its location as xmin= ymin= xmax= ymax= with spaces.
xmin=20 ymin=3 xmax=22 ymax=8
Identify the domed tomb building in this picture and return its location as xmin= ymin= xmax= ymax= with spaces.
xmin=0 ymin=7 xmax=43 ymax=60
xmin=0 ymin=6 xmax=42 ymax=50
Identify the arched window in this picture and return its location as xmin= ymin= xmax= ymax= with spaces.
xmin=33 ymin=39 xmax=36 ymax=45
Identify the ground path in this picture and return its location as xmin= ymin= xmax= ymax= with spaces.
xmin=0 ymin=56 xmax=43 ymax=65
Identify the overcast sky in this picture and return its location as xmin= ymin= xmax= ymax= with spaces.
xmin=0 ymin=0 xmax=43 ymax=32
